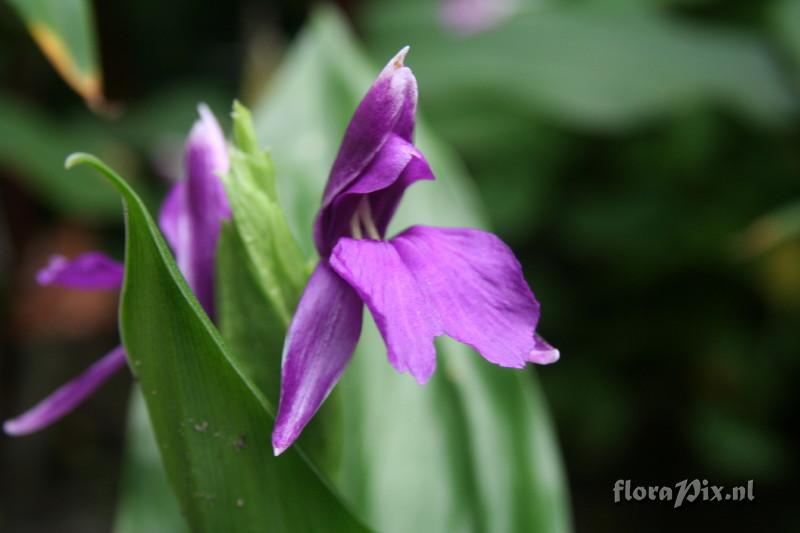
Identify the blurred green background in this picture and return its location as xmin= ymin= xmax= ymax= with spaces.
xmin=1 ymin=0 xmax=798 ymax=531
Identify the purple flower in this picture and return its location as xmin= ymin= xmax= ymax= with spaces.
xmin=439 ymin=0 xmax=519 ymax=35
xmin=3 ymin=105 xmax=229 ymax=436
xmin=272 ymin=48 xmax=559 ymax=455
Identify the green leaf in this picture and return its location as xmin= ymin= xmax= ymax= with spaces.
xmin=772 ymin=0 xmax=800 ymax=74
xmin=113 ymin=388 xmax=187 ymax=533
xmin=252 ymin=7 xmax=571 ymax=532
xmin=363 ymin=1 xmax=795 ymax=129
xmin=7 ymin=0 xmax=104 ymax=108
xmin=68 ymin=153 xmax=368 ymax=533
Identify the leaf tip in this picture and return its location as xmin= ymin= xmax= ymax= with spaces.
xmin=65 ymin=152 xmax=93 ymax=170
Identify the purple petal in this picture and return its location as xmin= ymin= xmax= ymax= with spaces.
xmin=330 ymin=238 xmax=438 ymax=382
xmin=36 ymin=252 xmax=124 ymax=290
xmin=330 ymin=225 xmax=557 ymax=383
xmin=272 ymin=262 xmax=363 ymax=455
xmin=3 ymin=345 xmax=127 ymax=436
xmin=158 ymin=104 xmax=230 ymax=317
xmin=313 ymin=47 xmax=431 ymax=255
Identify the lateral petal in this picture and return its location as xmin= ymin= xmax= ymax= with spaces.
xmin=329 ymin=238 xmax=440 ymax=384
xmin=272 ymin=262 xmax=363 ymax=455
xmin=36 ymin=252 xmax=124 ymax=290
xmin=330 ymin=225 xmax=556 ymax=383
xmin=3 ymin=345 xmax=127 ymax=436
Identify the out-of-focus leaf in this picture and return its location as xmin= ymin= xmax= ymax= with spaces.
xmin=7 ymin=0 xmax=104 ymax=108
xmin=363 ymin=1 xmax=795 ymax=129
xmin=110 ymin=85 xmax=230 ymax=157
xmin=113 ymin=388 xmax=186 ymax=533
xmin=0 ymin=93 xmax=128 ymax=220
xmin=739 ymin=202 xmax=800 ymax=257
xmin=772 ymin=0 xmax=800 ymax=73
xmin=252 ymin=7 xmax=571 ymax=533
xmin=69 ymin=153 xmax=368 ymax=533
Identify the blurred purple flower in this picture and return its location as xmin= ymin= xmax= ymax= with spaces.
xmin=439 ymin=0 xmax=519 ymax=35
xmin=272 ymin=48 xmax=558 ymax=455
xmin=3 ymin=105 xmax=229 ymax=436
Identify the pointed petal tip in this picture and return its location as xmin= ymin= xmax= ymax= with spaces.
xmin=186 ymin=102 xmax=229 ymax=175
xmin=271 ymin=433 xmax=292 ymax=456
xmin=196 ymin=103 xmax=222 ymax=139
xmin=530 ymin=334 xmax=560 ymax=365
xmin=533 ymin=348 xmax=560 ymax=365
xmin=393 ymin=45 xmax=411 ymax=68
xmin=196 ymin=102 xmax=213 ymax=119
xmin=272 ymin=444 xmax=287 ymax=457
xmin=382 ymin=46 xmax=411 ymax=76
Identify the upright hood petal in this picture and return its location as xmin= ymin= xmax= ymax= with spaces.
xmin=313 ymin=48 xmax=434 ymax=256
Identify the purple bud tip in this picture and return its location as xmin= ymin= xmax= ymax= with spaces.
xmin=188 ymin=103 xmax=230 ymax=177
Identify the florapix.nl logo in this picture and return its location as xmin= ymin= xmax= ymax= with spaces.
xmin=613 ymin=479 xmax=754 ymax=508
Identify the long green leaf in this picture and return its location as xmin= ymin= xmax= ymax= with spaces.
xmin=7 ymin=0 xmax=104 ymax=108
xmin=68 ymin=153 xmax=368 ymax=532
xmin=253 ymin=7 xmax=571 ymax=532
